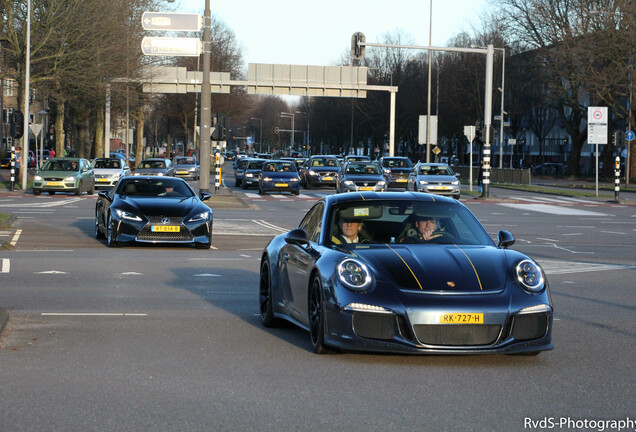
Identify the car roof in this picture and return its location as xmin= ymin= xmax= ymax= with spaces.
xmin=322 ymin=191 xmax=458 ymax=206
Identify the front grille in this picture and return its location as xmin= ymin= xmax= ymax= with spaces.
xmin=136 ymin=216 xmax=192 ymax=242
xmin=353 ymin=312 xmax=396 ymax=340
xmin=354 ymin=181 xmax=377 ymax=187
xmin=413 ymin=324 xmax=501 ymax=346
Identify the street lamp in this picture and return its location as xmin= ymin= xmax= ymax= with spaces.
xmin=20 ymin=0 xmax=31 ymax=190
xmin=281 ymin=112 xmax=295 ymax=156
xmin=37 ymin=109 xmax=48 ymax=168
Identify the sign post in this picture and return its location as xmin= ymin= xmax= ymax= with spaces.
xmin=587 ymin=106 xmax=608 ymax=196
xmin=142 ymin=12 xmax=202 ymax=32
xmin=464 ymin=125 xmax=476 ymax=191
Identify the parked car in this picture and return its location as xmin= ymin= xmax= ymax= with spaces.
xmin=258 ymin=160 xmax=301 ymax=195
xmin=378 ymin=156 xmax=414 ymax=189
xmin=133 ymin=158 xmax=175 ymax=177
xmin=407 ymin=163 xmax=461 ymax=199
xmin=0 ymin=157 xmax=11 ymax=169
xmin=91 ymin=157 xmax=131 ymax=189
xmin=336 ymin=162 xmax=387 ymax=193
xmin=531 ymin=163 xmax=567 ymax=176
xmin=259 ymin=192 xmax=553 ymax=355
xmin=242 ymin=158 xmax=267 ymax=189
xmin=173 ymin=156 xmax=200 ymax=180
xmin=33 ymin=157 xmax=95 ymax=195
xmin=300 ymin=155 xmax=341 ymax=189
xmin=95 ymin=176 xmax=212 ymax=249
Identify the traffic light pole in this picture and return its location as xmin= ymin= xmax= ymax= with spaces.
xmin=199 ymin=0 xmax=212 ymax=195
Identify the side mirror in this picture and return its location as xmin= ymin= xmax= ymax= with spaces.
xmin=285 ymin=228 xmax=310 ymax=247
xmin=497 ymin=230 xmax=515 ymax=249
xmin=200 ymin=192 xmax=211 ymax=201
xmin=455 ymin=173 xmax=461 ymax=178
xmin=98 ymin=191 xmax=112 ymax=202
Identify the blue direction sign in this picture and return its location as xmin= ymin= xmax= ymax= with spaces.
xmin=626 ymin=131 xmax=635 ymax=142
xmin=142 ymin=12 xmax=201 ymax=31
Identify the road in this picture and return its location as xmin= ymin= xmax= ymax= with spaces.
xmin=0 ymin=181 xmax=634 ymax=431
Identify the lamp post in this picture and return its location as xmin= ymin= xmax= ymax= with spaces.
xmin=38 ymin=110 xmax=47 ymax=168
xmin=426 ymin=0 xmax=433 ymax=162
xmin=250 ymin=117 xmax=263 ymax=153
xmin=20 ymin=0 xmax=31 ymax=190
xmin=281 ymin=112 xmax=295 ymax=156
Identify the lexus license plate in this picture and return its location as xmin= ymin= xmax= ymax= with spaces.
xmin=152 ymin=225 xmax=180 ymax=233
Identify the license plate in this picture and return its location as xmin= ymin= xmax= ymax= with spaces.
xmin=397 ymin=179 xmax=407 ymax=182
xmin=432 ymin=186 xmax=451 ymax=190
xmin=96 ymin=178 xmax=109 ymax=182
xmin=322 ymin=176 xmax=333 ymax=181
xmin=151 ymin=225 xmax=180 ymax=232
xmin=360 ymin=186 xmax=374 ymax=191
xmin=438 ymin=313 xmax=484 ymax=324
xmin=275 ymin=183 xmax=289 ymax=187
xmin=177 ymin=171 xmax=189 ymax=175
xmin=46 ymin=181 xmax=64 ymax=186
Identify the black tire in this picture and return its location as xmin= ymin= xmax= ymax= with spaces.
xmin=258 ymin=187 xmax=265 ymax=195
xmin=259 ymin=259 xmax=280 ymax=327
xmin=235 ymin=179 xmax=240 ymax=187
xmin=74 ymin=187 xmax=81 ymax=196
xmin=309 ymin=275 xmax=332 ymax=354
xmin=293 ymin=189 xmax=299 ymax=196
xmin=49 ymin=191 xmax=56 ymax=195
xmin=453 ymin=194 xmax=461 ymax=200
xmin=33 ymin=190 xmax=41 ymax=196
xmin=95 ymin=210 xmax=105 ymax=239
xmin=241 ymin=181 xmax=248 ymax=190
xmin=106 ymin=213 xmax=120 ymax=248
xmin=88 ymin=181 xmax=95 ymax=195
xmin=305 ymin=181 xmax=313 ymax=190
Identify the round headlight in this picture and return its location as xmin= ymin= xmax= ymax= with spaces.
xmin=516 ymin=260 xmax=545 ymax=293
xmin=337 ymin=258 xmax=373 ymax=292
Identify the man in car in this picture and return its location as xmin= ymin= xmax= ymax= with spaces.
xmin=400 ymin=215 xmax=443 ymax=243
xmin=331 ymin=218 xmax=367 ymax=244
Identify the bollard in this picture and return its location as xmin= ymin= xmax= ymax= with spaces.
xmin=215 ymin=152 xmax=221 ymax=194
xmin=614 ymin=156 xmax=620 ymax=202
xmin=10 ymin=144 xmax=15 ymax=192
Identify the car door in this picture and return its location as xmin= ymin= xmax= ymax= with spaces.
xmin=283 ymin=202 xmax=324 ymax=324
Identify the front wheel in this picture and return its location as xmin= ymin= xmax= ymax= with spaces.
xmin=259 ymin=259 xmax=280 ymax=327
xmin=106 ymin=213 xmax=120 ymax=248
xmin=95 ymin=210 xmax=105 ymax=239
xmin=309 ymin=275 xmax=332 ymax=354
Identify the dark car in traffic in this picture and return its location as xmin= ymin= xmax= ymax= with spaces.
xmin=300 ymin=155 xmax=341 ymax=189
xmin=258 ymin=160 xmax=301 ymax=195
xmin=242 ymin=158 xmax=267 ymax=189
xmin=407 ymin=163 xmax=461 ymax=199
xmin=336 ymin=162 xmax=387 ymax=193
xmin=379 ymin=156 xmax=414 ymax=189
xmin=259 ymin=192 xmax=553 ymax=355
xmin=233 ymin=158 xmax=251 ymax=187
xmin=133 ymin=158 xmax=174 ymax=177
xmin=95 ymin=176 xmax=212 ymax=249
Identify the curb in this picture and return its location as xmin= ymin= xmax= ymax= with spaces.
xmin=0 ymin=308 xmax=8 ymax=337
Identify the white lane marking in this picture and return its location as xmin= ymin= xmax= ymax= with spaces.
xmin=36 ymin=270 xmax=67 ymax=274
xmin=10 ymin=229 xmax=22 ymax=246
xmin=120 ymin=272 xmax=143 ymax=275
xmin=1 ymin=258 xmax=9 ymax=273
xmin=41 ymin=313 xmax=148 ymax=317
xmin=194 ymin=273 xmax=222 ymax=277
xmin=562 ymin=232 xmax=583 ymax=236
xmin=537 ymin=259 xmax=634 ymax=275
xmin=0 ymin=197 xmax=84 ymax=208
xmin=253 ymin=219 xmax=288 ymax=233
xmin=600 ymin=231 xmax=625 ymax=235
xmin=497 ymin=203 xmax=609 ymax=216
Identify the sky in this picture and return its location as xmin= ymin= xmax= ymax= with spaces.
xmin=175 ymin=0 xmax=490 ymax=67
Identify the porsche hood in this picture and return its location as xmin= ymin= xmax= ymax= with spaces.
xmin=354 ymin=245 xmax=508 ymax=292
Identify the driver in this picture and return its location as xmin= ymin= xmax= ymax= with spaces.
xmin=400 ymin=215 xmax=443 ymax=243
xmin=332 ymin=218 xmax=366 ymax=244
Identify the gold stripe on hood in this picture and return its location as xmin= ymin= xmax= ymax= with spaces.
xmin=386 ymin=244 xmax=423 ymax=290
xmin=453 ymin=244 xmax=483 ymax=290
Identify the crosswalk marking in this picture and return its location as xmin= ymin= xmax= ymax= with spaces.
xmin=537 ymin=259 xmax=634 ymax=275
xmin=1 ymin=258 xmax=9 ymax=273
xmin=498 ymin=203 xmax=609 ymax=216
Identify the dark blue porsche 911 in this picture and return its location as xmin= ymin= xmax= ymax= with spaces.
xmin=259 ymin=192 xmax=553 ymax=355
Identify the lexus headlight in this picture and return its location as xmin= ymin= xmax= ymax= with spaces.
xmin=516 ymin=260 xmax=545 ymax=293
xmin=189 ymin=211 xmax=211 ymax=222
xmin=337 ymin=259 xmax=373 ymax=292
xmin=114 ymin=209 xmax=142 ymax=221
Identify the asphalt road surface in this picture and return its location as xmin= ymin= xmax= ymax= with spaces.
xmin=0 ymin=184 xmax=634 ymax=431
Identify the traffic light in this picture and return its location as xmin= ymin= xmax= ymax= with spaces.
xmin=10 ymin=110 xmax=24 ymax=139
xmin=274 ymin=127 xmax=279 ymax=135
xmin=351 ymin=32 xmax=366 ymax=60
xmin=211 ymin=112 xmax=228 ymax=141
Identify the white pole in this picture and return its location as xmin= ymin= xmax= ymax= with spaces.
xmin=21 ymin=0 xmax=31 ymax=190
xmin=389 ymin=91 xmax=396 ymax=156
xmin=499 ymin=49 xmax=505 ymax=169
xmin=426 ymin=0 xmax=433 ymax=162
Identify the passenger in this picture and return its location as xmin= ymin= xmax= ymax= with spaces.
xmin=331 ymin=218 xmax=367 ymax=244
xmin=400 ymin=215 xmax=443 ymax=243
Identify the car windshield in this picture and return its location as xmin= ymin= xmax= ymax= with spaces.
xmin=346 ymin=164 xmax=381 ymax=175
xmin=418 ymin=165 xmax=454 ymax=175
xmin=311 ymin=157 xmax=339 ymax=167
xmin=138 ymin=160 xmax=165 ymax=169
xmin=382 ymin=158 xmax=412 ymax=168
xmin=93 ymin=159 xmax=121 ymax=169
xmin=116 ymin=178 xmax=194 ymax=198
xmin=346 ymin=156 xmax=370 ymax=162
xmin=175 ymin=157 xmax=196 ymax=165
xmin=246 ymin=160 xmax=266 ymax=170
xmin=42 ymin=159 xmax=80 ymax=172
xmin=263 ymin=162 xmax=296 ymax=172
xmin=327 ymin=200 xmax=492 ymax=246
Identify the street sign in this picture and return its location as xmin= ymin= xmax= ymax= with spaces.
xmin=418 ymin=115 xmax=438 ymax=145
xmin=432 ymin=146 xmax=441 ymax=155
xmin=587 ymin=106 xmax=608 ymax=144
xmin=463 ymin=125 xmax=475 ymax=143
xmin=142 ymin=12 xmax=201 ymax=31
xmin=141 ymin=37 xmax=201 ymax=57
xmin=29 ymin=123 xmax=42 ymax=136
xmin=626 ymin=130 xmax=635 ymax=142
xmin=508 ymin=138 xmax=517 ymax=145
